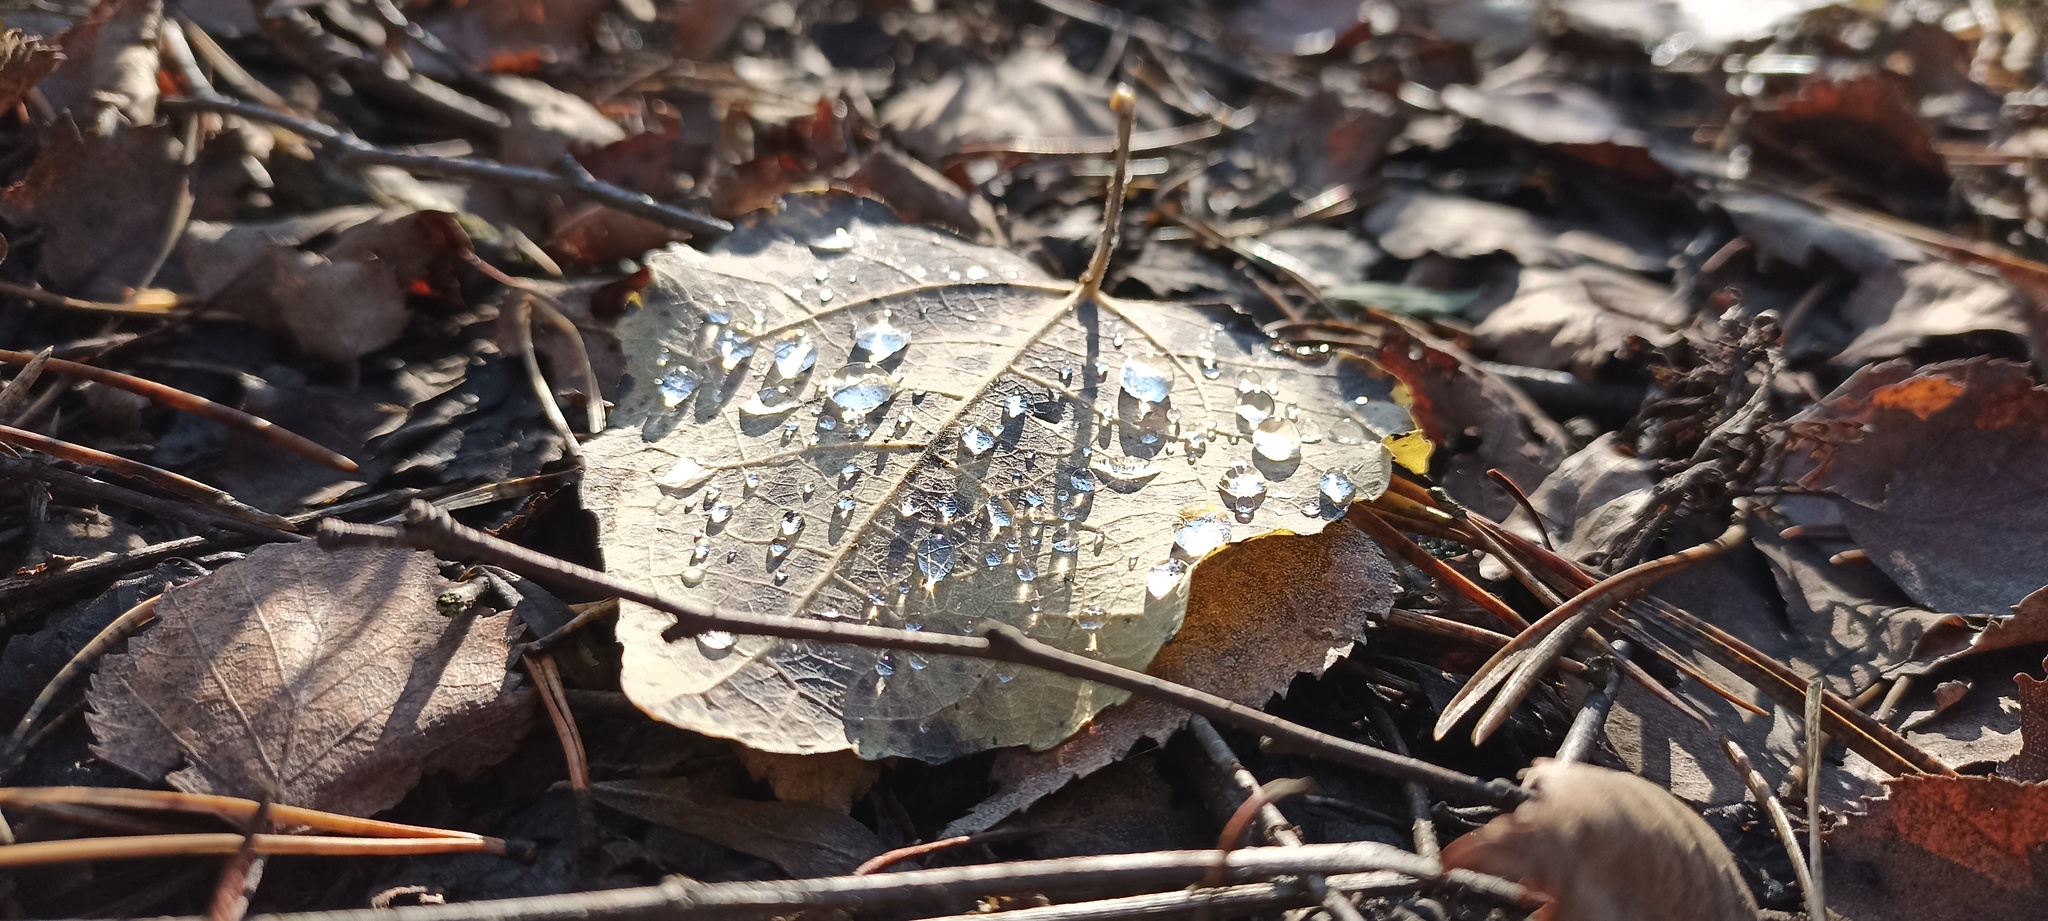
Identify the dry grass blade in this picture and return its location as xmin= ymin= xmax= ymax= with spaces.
xmin=0 ymin=788 xmax=488 ymax=841
xmin=0 ymin=347 xmax=50 ymax=418
xmin=0 ymin=834 xmax=499 ymax=867
xmin=0 ymin=424 xmax=292 ymax=530
xmin=0 ymin=348 xmax=357 ymax=471
xmin=1436 ymin=520 xmax=1747 ymax=744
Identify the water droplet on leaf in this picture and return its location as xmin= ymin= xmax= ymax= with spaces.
xmin=917 ymin=535 xmax=955 ymax=588
xmin=1174 ymin=515 xmax=1231 ymax=558
xmin=959 ymin=425 xmax=997 ymax=456
xmin=658 ymin=369 xmax=698 ymax=407
xmin=657 ymin=458 xmax=712 ymax=493
xmin=1118 ymin=358 xmax=1172 ymax=407
xmin=809 ymin=226 xmax=855 ymax=253
xmin=697 ymin=630 xmax=735 ymax=651
xmin=854 ymin=318 xmax=910 ymax=363
xmin=1217 ymin=464 xmax=1268 ymax=513
xmin=1253 ymin=419 xmax=1302 ymax=463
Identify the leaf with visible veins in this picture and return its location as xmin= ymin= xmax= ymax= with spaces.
xmin=85 ymin=543 xmax=534 ymax=816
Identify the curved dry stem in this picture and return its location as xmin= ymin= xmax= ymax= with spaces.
xmin=1073 ymin=83 xmax=1137 ymax=302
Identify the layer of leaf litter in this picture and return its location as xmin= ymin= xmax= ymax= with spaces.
xmin=583 ymin=193 xmax=1408 ymax=761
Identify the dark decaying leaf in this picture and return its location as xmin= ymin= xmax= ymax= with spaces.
xmin=85 ymin=543 xmax=534 ymax=817
xmin=1827 ymin=775 xmax=2048 ymax=921
xmin=583 ymin=193 xmax=1417 ymax=762
xmin=1780 ymin=358 xmax=2048 ymax=615
xmin=946 ymin=520 xmax=1396 ymax=834
xmin=590 ymin=777 xmax=886 ymax=877
xmin=879 ymin=48 xmax=1166 ymax=160
xmin=0 ymin=119 xmax=189 ymax=300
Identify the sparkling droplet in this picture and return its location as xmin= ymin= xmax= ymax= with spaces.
xmin=1198 ymin=348 xmax=1220 ymax=379
xmin=801 ymin=483 xmax=815 ymax=500
xmin=1253 ymin=419 xmax=1302 ymax=463
xmin=908 ymin=653 xmax=929 ymax=670
xmin=917 ymin=535 xmax=955 ymax=587
xmin=744 ymin=473 xmax=762 ymax=492
xmin=985 ymin=548 xmax=1004 ymax=566
xmin=1052 ymin=528 xmax=1078 ymax=553
xmin=658 ymin=369 xmax=698 ymax=407
xmin=987 ymin=498 xmax=1014 ymax=528
xmin=875 ymin=654 xmax=896 ymax=676
xmin=1004 ymin=392 xmax=1032 ymax=419
xmin=824 ymin=366 xmax=899 ymax=417
xmin=707 ymin=503 xmax=734 ymax=525
xmin=964 ymin=264 xmax=991 ymax=281
xmin=836 ymin=495 xmax=857 ymax=514
xmin=713 ymin=329 xmax=755 ymax=372
xmin=658 ymin=458 xmax=712 ymax=493
xmin=1235 ymin=377 xmax=1275 ymax=427
xmin=690 ymin=538 xmax=711 ymax=563
xmin=1320 ymin=471 xmax=1356 ymax=509
xmin=768 ymin=539 xmax=790 ymax=559
xmin=1217 ymin=464 xmax=1269 ymax=512
xmin=854 ymin=319 xmax=910 ymax=363
xmin=780 ymin=510 xmax=805 ymax=537
xmin=817 ymin=287 xmax=835 ymax=303
xmin=1015 ymin=560 xmax=1038 ymax=582
xmin=741 ymin=385 xmax=800 ymax=418
xmin=810 ymin=227 xmax=856 ymax=252
xmin=697 ymin=630 xmax=736 ymax=651
xmin=1091 ymin=457 xmax=1160 ymax=485
xmin=771 ymin=337 xmax=817 ymax=378
xmin=1112 ymin=332 xmax=1126 ymax=349
xmin=1076 ymin=605 xmax=1107 ymax=630
xmin=1174 ymin=516 xmax=1232 ymax=557
xmin=1148 ymin=559 xmax=1190 ymax=599
xmin=839 ymin=463 xmax=862 ymax=485
xmin=959 ymin=425 xmax=997 ymax=456
xmin=1329 ymin=417 xmax=1370 ymax=445
xmin=1118 ymin=359 xmax=1172 ymax=406
xmin=680 ymin=564 xmax=707 ymax=586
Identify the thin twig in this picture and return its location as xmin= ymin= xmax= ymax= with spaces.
xmin=0 ymin=788 xmax=491 ymax=842
xmin=1802 ymin=680 xmax=1827 ymax=921
xmin=1362 ymin=702 xmax=1438 ymax=860
xmin=1074 ymin=84 xmax=1137 ymax=300
xmin=0 ymin=348 xmax=357 ymax=471
xmin=1552 ymin=642 xmax=1629 ymax=766
xmin=317 ymin=502 xmax=1529 ymax=808
xmin=0 ymin=348 xmax=52 ymax=418
xmin=1721 ymin=737 xmax=1820 ymax=911
xmin=0 ymin=453 xmax=299 ymax=546
xmin=1186 ymin=716 xmax=1363 ymax=921
xmin=0 ymin=834 xmax=499 ymax=867
xmin=155 ymin=842 xmax=1536 ymax=921
xmin=159 ymin=96 xmax=731 ymax=240
xmin=911 ymin=871 xmax=1419 ymax=921
xmin=3 ymin=594 xmax=163 ymax=774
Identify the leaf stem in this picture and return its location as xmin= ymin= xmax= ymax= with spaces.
xmin=1073 ymin=84 xmax=1137 ymax=301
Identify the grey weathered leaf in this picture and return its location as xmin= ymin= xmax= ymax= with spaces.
xmin=582 ymin=193 xmax=1412 ymax=761
xmin=85 ymin=543 xmax=534 ymax=816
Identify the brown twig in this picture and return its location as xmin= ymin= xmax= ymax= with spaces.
xmin=0 ymin=834 xmax=499 ymax=867
xmin=1074 ymin=83 xmax=1137 ymax=301
xmin=1484 ymin=469 xmax=1553 ymax=551
xmin=1186 ymin=716 xmax=1367 ymax=921
xmin=0 ymin=348 xmax=357 ymax=471
xmin=0 ymin=425 xmax=290 ymax=530
xmin=317 ymin=502 xmax=1529 ymax=808
xmin=0 ymin=788 xmax=490 ymax=842
xmin=853 ymin=836 xmax=975 ymax=875
xmin=0 ymin=347 xmax=52 ymax=418
xmin=0 ymin=453 xmax=298 ymax=548
xmin=159 ymin=96 xmax=731 ymax=240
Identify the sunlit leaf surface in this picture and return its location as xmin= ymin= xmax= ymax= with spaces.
xmin=583 ymin=193 xmax=1408 ymax=760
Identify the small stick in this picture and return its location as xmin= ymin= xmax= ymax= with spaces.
xmin=0 ymin=788 xmax=492 ymax=842
xmin=1187 ymin=716 xmax=1366 ymax=921
xmin=1208 ymin=778 xmax=1316 ymax=887
xmin=1484 ymin=469 xmax=1554 ymax=551
xmin=0 ymin=279 xmax=192 ymax=316
xmin=0 ymin=348 xmax=356 ymax=471
xmin=160 ymin=96 xmax=731 ymax=241
xmin=459 ymin=249 xmax=605 ymax=435
xmin=318 ymin=503 xmax=1530 ymax=808
xmin=0 ymin=424 xmax=293 ymax=530
xmin=0 ymin=348 xmax=52 ymax=418
xmin=511 ymin=294 xmax=583 ymax=464
xmin=1346 ymin=506 xmax=1528 ymax=631
xmin=205 ymin=796 xmax=270 ymax=921
xmin=854 ymin=836 xmax=974 ymax=875
xmin=0 ymin=452 xmax=297 ymax=541
xmin=1553 ymin=641 xmax=1630 ymax=765
xmin=1073 ymin=83 xmax=1137 ymax=301
xmin=1722 ymin=736 xmax=1820 ymax=911
xmin=1802 ymin=680 xmax=1827 ymax=921
xmin=1362 ymin=702 xmax=1438 ymax=859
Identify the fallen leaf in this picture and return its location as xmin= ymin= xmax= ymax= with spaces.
xmin=1827 ymin=775 xmax=2048 ymax=921
xmin=1441 ymin=759 xmax=1759 ymax=921
xmin=879 ymin=48 xmax=1164 ymax=160
xmin=1472 ymin=265 xmax=1683 ymax=374
xmin=41 ymin=0 xmax=160 ymax=124
xmin=735 ymin=747 xmax=883 ymax=814
xmin=591 ymin=777 xmax=886 ymax=876
xmin=0 ymin=29 xmax=61 ymax=115
xmin=1781 ymin=359 xmax=2048 ymax=615
xmin=583 ymin=192 xmax=1414 ymax=762
xmin=944 ymin=519 xmax=1394 ymax=834
xmin=0 ymin=119 xmax=190 ymax=301
xmin=84 ymin=543 xmax=534 ymax=817
xmin=2003 ymin=653 xmax=2048 ymax=782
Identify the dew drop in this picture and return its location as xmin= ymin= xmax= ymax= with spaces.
xmin=985 ymin=548 xmax=1004 ymax=567
xmin=1076 ymin=605 xmax=1107 ymax=631
xmin=690 ymin=538 xmax=711 ymax=563
xmin=817 ymin=287 xmax=834 ymax=303
xmin=772 ymin=570 xmax=790 ymax=585
xmin=987 ymin=498 xmax=1014 ymax=528
xmin=771 ymin=337 xmax=817 ymax=379
xmin=658 ymin=369 xmax=698 ymax=407
xmin=657 ymin=458 xmax=712 ymax=493
xmin=1118 ymin=358 xmax=1172 ymax=406
xmin=1252 ymin=419 xmax=1302 ymax=463
xmin=1198 ymin=347 xmax=1219 ymax=379
xmin=964 ymin=264 xmax=990 ymax=281
xmin=875 ymin=654 xmax=896 ymax=676
xmin=1015 ymin=560 xmax=1038 ymax=582
xmin=744 ymin=472 xmax=762 ymax=493
xmin=823 ymin=366 xmax=899 ymax=417
xmin=779 ymin=510 xmax=805 ymax=537
xmin=1320 ymin=471 xmax=1356 ymax=508
xmin=1004 ymin=392 xmax=1032 ymax=419
xmin=917 ymin=535 xmax=955 ymax=587
xmin=1216 ymin=464 xmax=1268 ymax=513
xmin=697 ymin=630 xmax=735 ymax=651
xmin=707 ymin=503 xmax=734 ymax=525
xmin=809 ymin=226 xmax=856 ymax=253
xmin=908 ymin=653 xmax=929 ymax=670
xmin=839 ymin=463 xmax=862 ymax=485
xmin=1090 ymin=457 xmax=1160 ymax=485
xmin=1235 ymin=378 xmax=1275 ymax=427
xmin=1174 ymin=516 xmax=1231 ymax=558
xmin=899 ymin=496 xmax=921 ymax=518
xmin=801 ymin=483 xmax=815 ymax=500
xmin=836 ymin=495 xmax=857 ymax=515
xmin=740 ymin=385 xmax=800 ymax=418
xmin=959 ymin=425 xmax=997 ymax=456
xmin=1328 ymin=416 xmax=1370 ymax=445
xmin=1067 ymin=468 xmax=1098 ymax=493
xmin=680 ymin=564 xmax=707 ymax=586
xmin=1148 ymin=559 xmax=1190 ymax=599
xmin=713 ymin=329 xmax=755 ymax=372
xmin=854 ymin=319 xmax=910 ymax=363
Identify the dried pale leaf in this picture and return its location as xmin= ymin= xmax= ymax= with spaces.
xmin=42 ymin=0 xmax=160 ymax=124
xmin=1827 ymin=775 xmax=2048 ymax=921
xmin=0 ymin=29 xmax=61 ymax=114
xmin=735 ymin=747 xmax=882 ymax=813
xmin=585 ymin=193 xmax=1419 ymax=762
xmin=1441 ymin=760 xmax=1758 ymax=921
xmin=1472 ymin=265 xmax=1682 ymax=374
xmin=591 ymin=777 xmax=885 ymax=877
xmin=944 ymin=521 xmax=1394 ymax=834
xmin=879 ymin=48 xmax=1161 ymax=160
xmin=85 ymin=543 xmax=534 ymax=817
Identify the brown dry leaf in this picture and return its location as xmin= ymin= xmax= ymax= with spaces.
xmin=879 ymin=48 xmax=1166 ymax=160
xmin=2003 ymin=653 xmax=2048 ymax=782
xmin=0 ymin=119 xmax=189 ymax=300
xmin=1472 ymin=265 xmax=1683 ymax=375
xmin=41 ymin=0 xmax=160 ymax=125
xmin=84 ymin=543 xmax=534 ymax=817
xmin=590 ymin=777 xmax=886 ymax=876
xmin=418 ymin=0 xmax=611 ymax=73
xmin=1780 ymin=358 xmax=2048 ymax=615
xmin=582 ymin=192 xmax=1445 ymax=763
xmin=735 ymin=747 xmax=882 ymax=814
xmin=943 ymin=520 xmax=1394 ymax=834
xmin=1440 ymin=759 xmax=1758 ymax=921
xmin=1827 ymin=775 xmax=2048 ymax=921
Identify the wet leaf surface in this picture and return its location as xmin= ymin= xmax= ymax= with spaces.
xmin=586 ymin=193 xmax=1406 ymax=761
xmin=84 ymin=543 xmax=534 ymax=816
